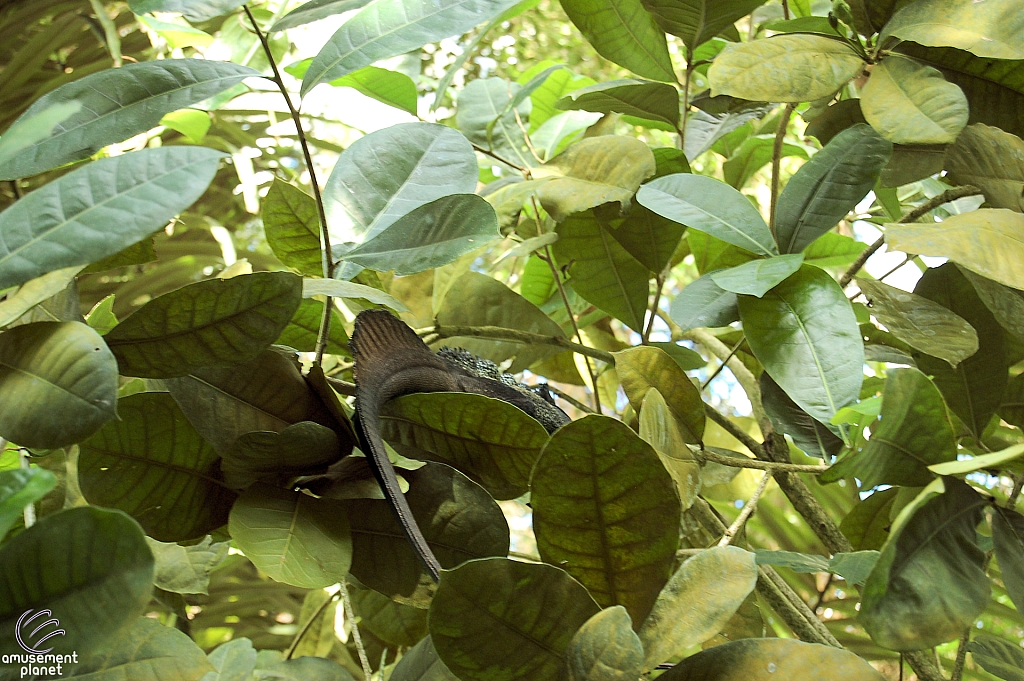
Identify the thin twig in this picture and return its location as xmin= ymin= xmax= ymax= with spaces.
xmin=471 ymin=142 xmax=529 ymax=174
xmin=642 ymin=267 xmax=668 ymax=344
xmin=839 ymin=185 xmax=983 ymax=287
xmin=684 ymin=328 xmax=767 ymax=426
xmin=719 ymin=471 xmax=771 ymax=546
xmin=325 ymin=375 xmax=357 ymax=396
xmin=243 ymin=5 xmax=335 ymax=364
xmin=544 ymin=384 xmax=596 ymax=414
xmin=782 ymin=0 xmax=790 ymax=19
xmin=341 ymin=581 xmax=373 ymax=681
xmin=700 ymin=447 xmax=829 ymax=473
xmin=877 ymin=254 xmax=913 ymax=283
xmin=1009 ymin=474 xmax=1024 ymax=509
xmin=701 ymin=336 xmax=744 ymax=389
xmin=421 ymin=323 xmax=615 ymax=365
xmin=704 ymin=405 xmax=765 ymax=456
xmin=950 ymin=628 xmax=972 ymax=681
xmin=811 ymin=573 xmax=833 ymax=612
xmin=284 ymin=590 xmax=338 ymax=660
xmin=678 ymin=55 xmax=693 ymax=148
xmin=769 ymin=104 xmax=796 ymax=236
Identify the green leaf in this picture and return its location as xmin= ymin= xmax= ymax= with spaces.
xmin=559 ymin=0 xmax=675 ymax=82
xmin=429 ymin=557 xmax=600 ymax=681
xmin=856 ymin=278 xmax=978 ymax=366
xmin=557 ymin=79 xmax=680 ymax=127
xmin=775 ymin=124 xmax=892 ymax=254
xmin=754 ymin=549 xmax=830 ymax=573
xmin=128 ymin=0 xmax=247 ymax=21
xmin=380 ymin=392 xmax=549 ymax=500
xmin=349 ymin=582 xmax=428 ymax=647
xmin=928 ymin=444 xmax=1024 ymax=476
xmin=229 ymin=483 xmax=352 ymax=589
xmin=1003 ymin=374 xmax=1024 ymax=430
xmin=0 ymin=468 xmax=56 ymax=540
xmin=277 ymin=298 xmax=350 ymax=355
xmin=708 ymin=35 xmax=864 ymax=103
xmin=553 ymin=210 xmax=650 ymax=332
xmin=323 ymin=122 xmax=478 ymax=247
xmin=205 ymin=638 xmax=258 ymax=680
xmin=148 ymin=535 xmax=229 ymax=595
xmin=165 ymin=347 xmax=336 ymax=453
xmin=723 ymin=134 xmax=807 ymax=189
xmin=641 ymin=0 xmax=766 ymax=49
xmin=828 ymin=551 xmax=881 ymax=586
xmin=255 ymin=656 xmax=356 ymax=680
xmin=160 ymin=108 xmax=211 ymax=143
xmin=739 ymin=265 xmax=863 ymax=424
xmin=456 ymin=77 xmax=535 ymax=170
xmin=993 ymin=506 xmax=1024 ymax=614
xmin=596 ymin=206 xmax=683 ymax=273
xmin=760 ymin=373 xmax=843 ymax=459
xmin=390 ymin=636 xmax=460 ymax=681
xmin=637 ymin=174 xmax=777 ymax=256
xmin=668 ymin=272 xmax=739 ymax=331
xmin=684 ymin=104 xmax=773 ymax=162
xmin=0 ymin=266 xmax=83 ymax=329
xmin=271 ymin=0 xmax=373 ymax=31
xmin=614 ymin=346 xmax=706 ymax=443
xmin=946 ymin=124 xmax=1024 ymax=212
xmin=530 ymin=136 xmax=657 ymax=222
xmin=861 ymin=56 xmax=969 ymax=145
xmin=303 ymin=278 xmax=410 ymax=312
xmin=71 ymin=616 xmax=214 ymax=680
xmin=638 ymin=546 xmax=758 ymax=670
xmin=301 ymin=0 xmax=520 ymax=95
xmin=0 ymin=60 xmax=254 ymax=181
xmin=0 ymin=506 xmax=154 ymax=658
xmin=263 ymin=179 xmax=323 ymax=277
xmin=656 ymin=638 xmax=888 ymax=680
xmin=861 ymin=478 xmax=989 ymax=650
xmin=822 ymin=368 xmax=956 ymax=487
xmin=532 ymin=415 xmax=681 ymax=625
xmin=0 ymin=147 xmax=225 ymax=290
xmin=711 ymin=254 xmax=804 ymax=297
xmin=969 ymin=634 xmax=1024 ymax=681
xmin=638 ymin=389 xmax=701 ymax=508
xmin=0 ymin=321 xmax=117 ymax=449
xmin=0 ymin=102 xmax=81 ymax=173
xmin=222 ymin=421 xmax=342 ymax=489
xmin=880 ymin=0 xmax=1024 ymax=60
xmin=86 ymin=295 xmax=119 ymax=335
xmin=436 ymin=271 xmax=567 ymax=371
xmin=910 ymin=263 xmax=1006 ymax=439
xmin=840 ymin=488 xmax=897 ymax=551
xmin=105 ymin=272 xmax=302 ymax=378
xmin=83 ymin=238 xmax=158 ymax=274
xmin=563 ymin=606 xmax=644 ymax=681
xmin=344 ymin=194 xmax=500 ymax=274
xmin=649 ymin=342 xmax=706 ymax=371
xmin=346 ymin=463 xmax=509 ymax=604
xmin=331 ymin=65 xmax=418 ymax=115
xmin=78 ymin=392 xmax=236 ymax=542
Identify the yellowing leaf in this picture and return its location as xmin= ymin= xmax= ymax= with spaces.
xmin=861 ymin=56 xmax=968 ymax=144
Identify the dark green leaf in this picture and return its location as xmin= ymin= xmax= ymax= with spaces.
xmin=301 ymin=0 xmax=520 ymax=95
xmin=651 ymin=147 xmax=690 ymax=178
xmin=638 ymin=174 xmax=777 ymax=256
xmin=1001 ymin=373 xmax=1024 ymax=430
xmin=105 ymin=272 xmax=302 ymax=378
xmin=711 ymin=254 xmax=804 ymax=297
xmin=722 ymin=134 xmax=807 ymax=189
xmin=839 ymin=487 xmax=896 ymax=551
xmin=532 ymin=415 xmax=680 ymax=625
xmin=276 ymin=298 xmax=350 ymax=355
xmin=349 ymin=582 xmax=428 ymax=647
xmin=71 ymin=616 xmax=214 ymax=680
xmin=606 ymin=206 xmax=685 ymax=273
xmin=945 ymin=124 xmax=1024 ymax=212
xmin=82 ymin=238 xmax=158 ymax=274
xmin=668 ymin=271 xmax=740 ymax=331
xmin=148 ymin=535 xmax=229 ymax=595
xmin=256 ymin=656 xmax=356 ymax=680
xmin=263 ymin=180 xmax=323 ymax=277
xmin=861 ymin=478 xmax=989 ymax=650
xmin=229 ymin=483 xmax=352 ymax=589
xmin=760 ymin=372 xmax=843 ymax=459
xmin=0 ymin=321 xmax=117 ymax=449
xmin=563 ymin=606 xmax=644 ymax=681
xmin=993 ymin=507 xmax=1024 ymax=614
xmin=346 ymin=463 xmax=509 ymax=604
xmin=614 ymin=346 xmax=706 ymax=443
xmin=557 ymin=79 xmax=680 ymax=127
xmin=0 ymin=60 xmax=255 ymax=180
xmin=0 ymin=507 xmax=154 ymax=658
xmin=0 ymin=468 xmax=56 ymax=540
xmin=222 ymin=421 xmax=343 ymax=489
xmin=0 ymin=266 xmax=82 ymax=329
xmin=754 ymin=549 xmax=830 ymax=573
xmin=429 ymin=557 xmax=600 ymax=681
xmin=271 ymin=0 xmax=373 ymax=31
xmin=649 ymin=342 xmax=706 ymax=371
xmin=828 ymin=551 xmax=880 ymax=586
xmin=775 ymin=124 xmax=891 ymax=254
xmin=128 ymin=0 xmax=247 ymax=21
xmin=0 ymin=147 xmax=225 ymax=290
xmin=739 ymin=265 xmax=863 ymax=424
xmin=390 ymin=636 xmax=460 ymax=681
xmin=969 ymin=634 xmax=1024 ymax=681
xmin=79 ymin=392 xmax=237 ymax=542
xmin=559 ymin=0 xmax=675 ymax=82
xmin=641 ymin=0 xmax=766 ymax=49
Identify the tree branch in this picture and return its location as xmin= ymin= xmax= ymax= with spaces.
xmin=700 ymin=447 xmax=829 ymax=473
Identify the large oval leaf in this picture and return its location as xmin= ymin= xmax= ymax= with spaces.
xmin=613 ymin=346 xmax=705 ymax=443
xmin=657 ymin=638 xmax=887 ymax=680
xmin=379 ymin=392 xmax=549 ymax=500
xmin=856 ymin=278 xmax=978 ymax=366
xmin=105 ymin=272 xmax=302 ymax=378
xmin=323 ymin=122 xmax=477 ymax=248
xmin=738 ymin=265 xmax=863 ymax=424
xmin=564 ymin=606 xmax=644 ymax=681
xmin=390 ymin=636 xmax=460 ymax=681
xmin=228 ymin=483 xmax=352 ymax=589
xmin=0 ymin=59 xmax=255 ymax=181
xmin=345 ymin=463 xmax=509 ymax=604
xmin=0 ymin=321 xmax=117 ymax=449
xmin=456 ymin=78 xmax=535 ymax=170
xmin=348 ymin=582 xmax=428 ymax=647
xmin=79 ymin=392 xmax=238 ymax=541
xmin=993 ymin=507 xmax=1024 ymax=614
xmin=862 ymin=56 xmax=969 ymax=145
xmin=301 ymin=0 xmax=520 ymax=95
xmin=343 ymin=194 xmax=500 ymax=274
xmin=643 ymin=0 xmax=766 ymax=49
xmin=532 ymin=415 xmax=681 ymax=625
xmin=886 ymin=208 xmax=1024 ymax=291
xmin=0 ymin=507 xmax=154 ymax=658
xmin=637 ymin=174 xmax=777 ymax=256
xmin=711 ymin=254 xmax=805 ymax=298
xmin=222 ymin=421 xmax=342 ymax=489
xmin=760 ymin=373 xmax=843 ymax=459
xmin=559 ymin=0 xmax=675 ymax=82
xmin=880 ymin=0 xmax=1024 ymax=60
xmin=668 ymin=271 xmax=739 ymax=331
xmin=708 ymin=35 xmax=864 ymax=103
xmin=0 ymin=147 xmax=225 ymax=290
xmin=775 ymin=124 xmax=892 ymax=255
xmin=638 ymin=546 xmax=758 ymax=670
xmin=71 ymin=616 xmax=214 ymax=680
xmin=860 ymin=478 xmax=989 ymax=650
xmin=945 ymin=124 xmax=1024 ymax=212
xmin=271 ymin=0 xmax=374 ymax=31
xmin=429 ymin=557 xmax=600 ymax=681
xmin=263 ymin=179 xmax=323 ymax=277
xmin=556 ymin=79 xmax=680 ymax=127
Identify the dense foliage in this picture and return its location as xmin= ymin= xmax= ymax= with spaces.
xmin=1 ymin=0 xmax=1024 ymax=680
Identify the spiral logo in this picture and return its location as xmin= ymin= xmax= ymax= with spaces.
xmin=15 ymin=609 xmax=65 ymax=654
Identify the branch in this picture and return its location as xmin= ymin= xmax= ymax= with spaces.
xmin=769 ymin=103 xmax=796 ymax=236
xmin=839 ymin=185 xmax=983 ymax=287
xmin=422 ymin=324 xmax=616 ymax=365
xmin=471 ymin=142 xmax=528 ymax=174
xmin=719 ymin=471 xmax=771 ymax=546
xmin=544 ymin=384 xmax=596 ymax=414
xmin=904 ymin=650 xmax=946 ymax=681
xmin=700 ymin=447 xmax=829 ymax=474
xmin=683 ymin=328 xmax=767 ymax=427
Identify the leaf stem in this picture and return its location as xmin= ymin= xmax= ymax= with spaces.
xmin=838 ymin=185 xmax=983 ymax=287
xmin=471 ymin=142 xmax=529 ymax=175
xmin=420 ymin=323 xmax=615 ymax=365
xmin=719 ymin=470 xmax=771 ymax=546
xmin=243 ymin=5 xmax=335 ymax=364
xmin=678 ymin=55 xmax=693 ymax=148
xmin=769 ymin=103 xmax=796 ymax=237
xmin=544 ymin=384 xmax=597 ymax=414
